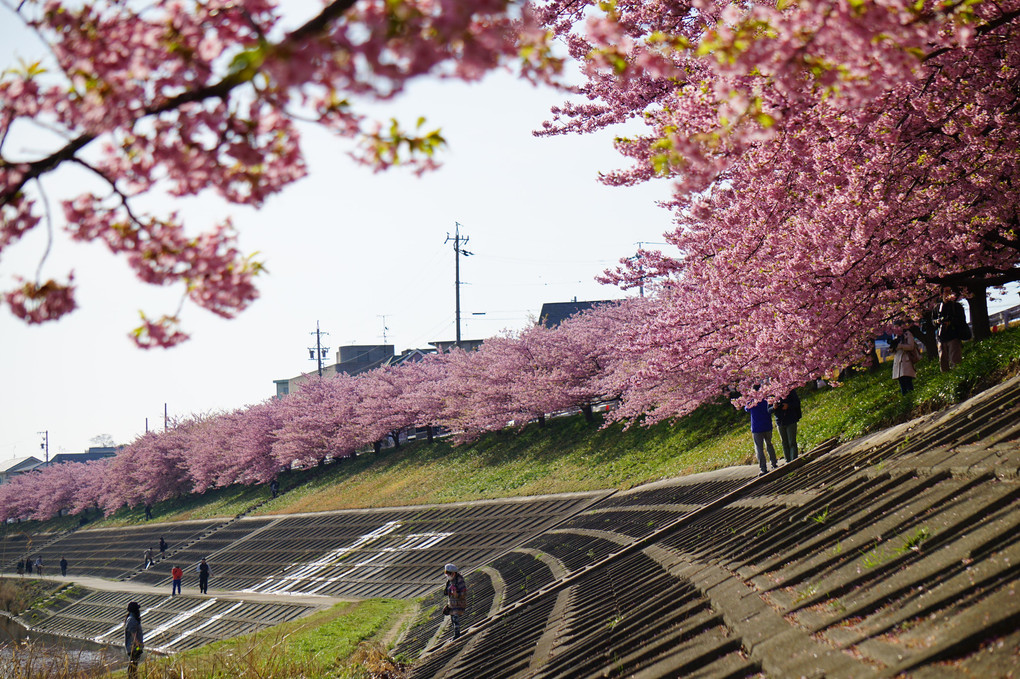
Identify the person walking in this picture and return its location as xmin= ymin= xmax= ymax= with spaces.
xmin=159 ymin=536 xmax=167 ymax=558
xmin=745 ymin=399 xmax=778 ymax=476
xmin=124 ymin=601 xmax=144 ymax=679
xmin=34 ymin=556 xmax=43 ymax=576
xmin=197 ymin=558 xmax=211 ymax=594
xmin=932 ymin=286 xmax=969 ymax=371
xmin=443 ymin=564 xmax=468 ymax=640
xmin=25 ymin=558 xmax=32 ymax=575
xmin=770 ymin=389 xmax=802 ymax=463
xmin=60 ymin=556 xmax=68 ymax=577
xmin=890 ymin=321 xmax=921 ymax=394
xmin=270 ymin=478 xmax=279 ymax=499
xmin=16 ymin=559 xmax=24 ymax=577
xmin=171 ymin=565 xmax=183 ymax=596
xmin=143 ymin=548 xmax=155 ymax=570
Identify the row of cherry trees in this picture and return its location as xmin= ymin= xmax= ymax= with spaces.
xmin=0 ymin=299 xmax=650 ymax=522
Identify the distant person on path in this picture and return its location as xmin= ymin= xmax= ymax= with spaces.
xmin=16 ymin=559 xmax=24 ymax=576
xmin=124 ymin=601 xmax=144 ymax=679
xmin=25 ymin=558 xmax=32 ymax=575
xmin=143 ymin=548 xmax=155 ymax=570
xmin=34 ymin=556 xmax=43 ymax=576
xmin=443 ymin=563 xmax=468 ymax=640
xmin=770 ymin=389 xmax=802 ymax=463
xmin=270 ymin=478 xmax=279 ymax=499
xmin=198 ymin=558 xmax=211 ymax=594
xmin=159 ymin=536 xmax=167 ymax=557
xmin=932 ymin=286 xmax=969 ymax=372
xmin=171 ymin=565 xmax=183 ymax=596
xmin=60 ymin=556 xmax=68 ymax=577
xmin=745 ymin=399 xmax=778 ymax=476
xmin=144 ymin=504 xmax=152 ymax=520
xmin=890 ymin=321 xmax=921 ymax=394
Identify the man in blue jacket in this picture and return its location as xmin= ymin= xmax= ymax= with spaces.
xmin=745 ymin=399 xmax=778 ymax=476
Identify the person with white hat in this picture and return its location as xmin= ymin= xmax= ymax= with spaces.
xmin=443 ymin=563 xmax=468 ymax=639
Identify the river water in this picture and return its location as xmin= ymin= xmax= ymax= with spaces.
xmin=0 ymin=615 xmax=121 ymax=677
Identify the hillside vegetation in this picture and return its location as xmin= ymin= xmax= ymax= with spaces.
xmin=65 ymin=325 xmax=1020 ymax=528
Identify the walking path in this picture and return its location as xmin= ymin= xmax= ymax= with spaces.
xmin=19 ymin=573 xmax=353 ymax=607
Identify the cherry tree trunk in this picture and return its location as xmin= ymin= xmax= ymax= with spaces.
xmin=966 ymin=284 xmax=990 ymax=341
xmin=913 ymin=313 xmax=939 ymax=358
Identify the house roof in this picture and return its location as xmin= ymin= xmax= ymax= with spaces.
xmin=387 ymin=348 xmax=437 ymax=367
xmin=0 ymin=456 xmax=43 ymax=474
xmin=538 ymin=300 xmax=614 ymax=328
xmin=48 ymin=450 xmax=117 ymax=465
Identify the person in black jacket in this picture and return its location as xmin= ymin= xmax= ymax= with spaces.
xmin=770 ymin=389 xmax=802 ymax=463
xmin=198 ymin=558 xmax=211 ymax=594
xmin=124 ymin=601 xmax=144 ymax=679
xmin=932 ymin=286 xmax=969 ymax=372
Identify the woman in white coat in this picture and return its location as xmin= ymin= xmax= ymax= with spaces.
xmin=891 ymin=321 xmax=920 ymax=394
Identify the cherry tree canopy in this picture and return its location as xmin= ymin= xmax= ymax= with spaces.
xmin=538 ymin=0 xmax=1020 ymax=413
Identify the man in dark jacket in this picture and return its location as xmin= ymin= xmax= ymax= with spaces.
xmin=932 ymin=286 xmax=969 ymax=372
xmin=198 ymin=558 xmax=211 ymax=594
xmin=770 ymin=389 xmax=802 ymax=463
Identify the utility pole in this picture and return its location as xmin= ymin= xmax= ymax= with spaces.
xmin=633 ymin=242 xmax=668 ymax=298
xmin=164 ymin=403 xmax=168 ymax=432
xmin=308 ymin=321 xmax=331 ymax=377
xmin=37 ymin=430 xmax=49 ymax=464
xmin=445 ymin=222 xmax=473 ymax=349
xmin=378 ymin=315 xmax=390 ymax=344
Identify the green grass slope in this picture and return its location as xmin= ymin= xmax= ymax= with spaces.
xmin=87 ymin=325 xmax=1020 ymax=527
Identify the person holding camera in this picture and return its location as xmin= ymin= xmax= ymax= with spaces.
xmin=443 ymin=564 xmax=468 ymax=640
xmin=932 ymin=286 xmax=970 ymax=371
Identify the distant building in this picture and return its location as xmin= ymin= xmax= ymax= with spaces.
xmin=539 ymin=299 xmax=615 ymax=328
xmin=428 ymin=339 xmax=485 ymax=353
xmin=0 ymin=456 xmax=43 ymax=485
xmin=275 ymin=344 xmax=444 ymax=397
xmin=275 ymin=344 xmax=394 ymax=397
xmin=389 ymin=347 xmax=437 ymax=367
xmin=47 ymin=448 xmax=119 ymax=466
xmin=337 ymin=345 xmax=396 ymax=374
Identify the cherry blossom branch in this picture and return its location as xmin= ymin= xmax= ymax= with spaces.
xmin=2 ymin=0 xmax=361 ymax=204
xmin=33 ymin=177 xmax=53 ymax=282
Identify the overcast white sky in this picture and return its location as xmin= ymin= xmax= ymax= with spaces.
xmin=0 ymin=5 xmax=680 ymax=458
